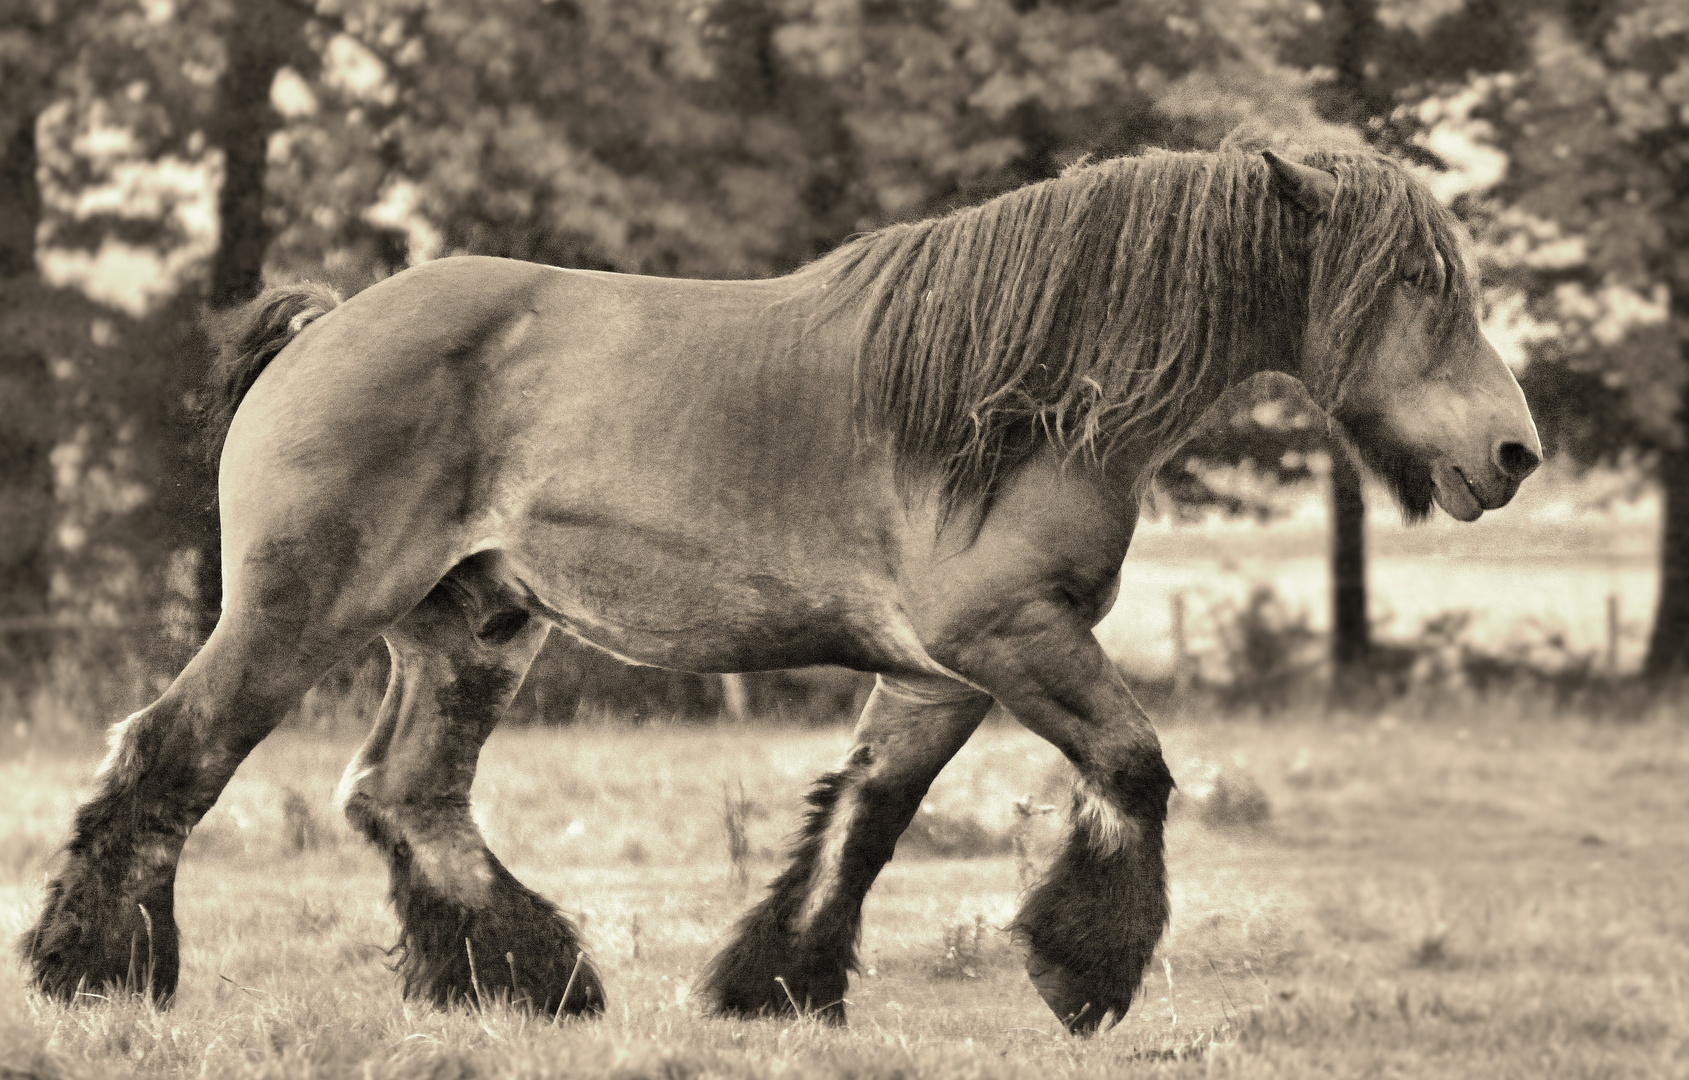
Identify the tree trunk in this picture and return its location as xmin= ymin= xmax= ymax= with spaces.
xmin=0 ymin=113 xmax=55 ymax=683
xmin=1330 ymin=448 xmax=1370 ymax=692
xmin=1319 ymin=0 xmax=1382 ymax=701
xmin=0 ymin=117 xmax=41 ymax=278
xmin=1327 ymin=0 xmax=1390 ymax=122
xmin=182 ymin=0 xmax=308 ymax=640
xmin=207 ymin=1 xmax=306 ymax=308
xmin=1645 ymin=399 xmax=1689 ymax=678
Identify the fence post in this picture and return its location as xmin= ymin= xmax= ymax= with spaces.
xmin=720 ymin=672 xmax=750 ymax=721
xmin=1606 ymin=593 xmax=1620 ymax=674
xmin=1170 ymin=591 xmax=1193 ymax=693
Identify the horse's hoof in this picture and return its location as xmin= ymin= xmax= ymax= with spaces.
xmin=526 ymin=950 xmax=607 ymax=1020
xmin=698 ymin=960 xmax=850 ymax=1025
xmin=404 ymin=937 xmax=607 ymax=1018
xmin=390 ymin=851 xmax=605 ymax=1018
xmin=703 ymin=987 xmax=849 ymax=1025
xmin=1026 ymin=951 xmax=1119 ymax=1035
xmin=696 ymin=931 xmax=850 ymax=1024
xmin=696 ymin=891 xmax=854 ymax=1025
xmin=23 ymin=880 xmax=180 ymax=1005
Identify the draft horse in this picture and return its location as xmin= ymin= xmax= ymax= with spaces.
xmin=23 ymin=148 xmax=1540 ymax=1033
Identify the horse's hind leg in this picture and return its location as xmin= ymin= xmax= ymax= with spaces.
xmin=337 ymin=555 xmax=604 ymax=1017
xmin=21 ymin=548 xmax=420 ymax=1004
xmin=699 ymin=674 xmax=992 ymax=1023
xmin=22 ymin=633 xmax=293 ymax=1002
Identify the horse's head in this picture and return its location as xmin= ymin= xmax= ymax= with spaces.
xmin=1331 ymin=273 xmax=1542 ymax=523
xmin=1265 ymin=150 xmax=1541 ymax=522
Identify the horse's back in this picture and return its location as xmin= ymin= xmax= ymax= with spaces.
xmin=224 ymin=256 xmax=848 ymax=517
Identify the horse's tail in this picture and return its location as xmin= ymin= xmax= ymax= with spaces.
xmin=202 ymin=282 xmax=341 ymax=472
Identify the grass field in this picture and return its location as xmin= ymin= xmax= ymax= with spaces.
xmin=2 ymin=700 xmax=1686 ymax=1079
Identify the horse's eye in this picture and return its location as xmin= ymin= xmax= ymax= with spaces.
xmin=1402 ymin=254 xmax=1450 ymax=292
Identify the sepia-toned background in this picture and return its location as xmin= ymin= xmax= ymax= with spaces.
xmin=1 ymin=1 xmax=1685 ymax=1077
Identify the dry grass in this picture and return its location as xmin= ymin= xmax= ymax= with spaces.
xmin=2 ymin=704 xmax=1686 ymax=1078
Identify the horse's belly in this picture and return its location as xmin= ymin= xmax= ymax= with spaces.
xmin=506 ymin=535 xmax=936 ymax=676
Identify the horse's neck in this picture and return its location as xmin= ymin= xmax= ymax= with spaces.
xmin=1089 ymin=301 xmax=1309 ymax=505
xmin=1213 ymin=289 xmax=1305 ymax=380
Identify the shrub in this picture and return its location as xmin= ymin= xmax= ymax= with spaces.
xmin=1209 ymin=585 xmax=1319 ymax=711
xmin=896 ymin=804 xmax=1012 ymax=860
xmin=721 ymin=780 xmax=756 ymax=889
xmin=280 ymin=787 xmax=321 ymax=852
xmin=1173 ymin=757 xmax=1271 ymax=828
xmin=929 ymin=915 xmax=1011 ymax=980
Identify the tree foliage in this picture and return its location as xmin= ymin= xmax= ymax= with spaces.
xmin=1465 ymin=0 xmax=1689 ymax=672
xmin=11 ymin=0 xmax=1689 ymax=698
xmin=1471 ymin=2 xmax=1687 ymax=460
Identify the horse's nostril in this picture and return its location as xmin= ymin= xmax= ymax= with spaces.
xmin=1495 ymin=440 xmax=1541 ymax=480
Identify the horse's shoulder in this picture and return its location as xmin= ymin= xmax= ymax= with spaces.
xmin=891 ymin=452 xmax=1137 ymax=663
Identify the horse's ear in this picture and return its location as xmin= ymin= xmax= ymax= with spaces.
xmin=1262 ymin=150 xmax=1336 ymax=216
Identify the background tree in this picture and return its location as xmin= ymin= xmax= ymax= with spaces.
xmin=0 ymin=2 xmax=67 ymax=681
xmin=1469 ymin=0 xmax=1689 ymax=675
xmin=768 ymin=0 xmax=1330 ymax=223
xmin=0 ymin=0 xmax=111 ymax=689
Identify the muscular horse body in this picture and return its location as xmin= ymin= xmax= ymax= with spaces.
xmin=23 ymin=148 xmax=1540 ymax=1032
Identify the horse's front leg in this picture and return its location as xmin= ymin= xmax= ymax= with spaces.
xmin=699 ymin=674 xmax=992 ymax=1023
xmin=931 ymin=595 xmax=1173 ymax=1035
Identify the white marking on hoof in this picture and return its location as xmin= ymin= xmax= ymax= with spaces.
xmin=796 ymin=781 xmax=861 ymax=934
xmin=406 ymin=818 xmax=495 ymax=908
xmin=1072 ymin=777 xmax=1139 ymax=857
xmin=334 ymin=764 xmax=376 ymax=814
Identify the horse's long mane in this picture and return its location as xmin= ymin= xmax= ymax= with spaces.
xmin=797 ymin=146 xmax=1474 ymax=513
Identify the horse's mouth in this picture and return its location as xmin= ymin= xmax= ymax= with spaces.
xmin=1431 ymin=463 xmax=1483 ymax=522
